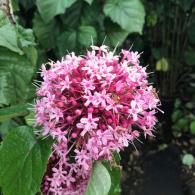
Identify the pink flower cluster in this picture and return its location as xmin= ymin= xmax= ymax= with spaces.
xmin=35 ymin=45 xmax=160 ymax=195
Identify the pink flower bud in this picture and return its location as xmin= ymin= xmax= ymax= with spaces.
xmin=75 ymin=109 xmax=82 ymax=116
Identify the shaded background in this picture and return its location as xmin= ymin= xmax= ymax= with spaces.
xmin=0 ymin=0 xmax=195 ymax=194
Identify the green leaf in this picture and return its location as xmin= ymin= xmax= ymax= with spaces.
xmin=36 ymin=0 xmax=77 ymax=23
xmin=104 ymin=19 xmax=128 ymax=48
xmin=23 ymin=46 xmax=38 ymax=67
xmin=103 ymin=0 xmax=145 ymax=34
xmin=57 ymin=25 xmax=97 ymax=55
xmin=182 ymin=154 xmax=195 ymax=167
xmin=146 ymin=11 xmax=157 ymax=27
xmin=0 ymin=104 xmax=28 ymax=122
xmin=108 ymin=166 xmax=121 ymax=195
xmin=57 ymin=29 xmax=77 ymax=55
xmin=103 ymin=159 xmax=121 ymax=195
xmin=78 ymin=26 xmax=97 ymax=46
xmin=84 ymin=0 xmax=94 ymax=5
xmin=158 ymin=143 xmax=168 ymax=151
xmin=156 ymin=57 xmax=169 ymax=71
xmin=0 ymin=120 xmax=19 ymax=138
xmin=0 ymin=11 xmax=23 ymax=54
xmin=190 ymin=121 xmax=195 ymax=134
xmin=11 ymin=0 xmax=20 ymax=11
xmin=85 ymin=161 xmax=111 ymax=195
xmin=0 ymin=126 xmax=52 ymax=195
xmin=17 ymin=25 xmax=36 ymax=48
xmin=60 ymin=1 xmax=83 ymax=28
xmin=184 ymin=51 xmax=195 ymax=65
xmin=33 ymin=12 xmax=58 ymax=49
xmin=19 ymin=0 xmax=35 ymax=10
xmin=176 ymin=118 xmax=189 ymax=130
xmin=171 ymin=110 xmax=182 ymax=122
xmin=81 ymin=2 xmax=102 ymax=26
xmin=25 ymin=112 xmax=35 ymax=127
xmin=0 ymin=47 xmax=35 ymax=105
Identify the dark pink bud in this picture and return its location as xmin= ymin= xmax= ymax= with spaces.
xmin=122 ymin=120 xmax=128 ymax=128
xmin=57 ymin=102 xmax=64 ymax=107
xmin=109 ymin=85 xmax=115 ymax=92
xmin=123 ymin=106 xmax=129 ymax=112
xmin=70 ymin=99 xmax=77 ymax=106
xmin=75 ymin=109 xmax=82 ymax=116
xmin=100 ymin=124 xmax=106 ymax=130
xmin=66 ymin=116 xmax=73 ymax=124
xmin=71 ymin=133 xmax=77 ymax=138
xmin=107 ymin=118 xmax=113 ymax=124
xmin=88 ymin=107 xmax=94 ymax=113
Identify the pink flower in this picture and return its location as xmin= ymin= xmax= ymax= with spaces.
xmin=60 ymin=75 xmax=71 ymax=91
xmin=35 ymin=44 xmax=161 ymax=195
xmin=77 ymin=113 xmax=99 ymax=136
xmin=75 ymin=149 xmax=91 ymax=171
xmin=83 ymin=91 xmax=95 ymax=107
xmin=81 ymin=79 xmax=95 ymax=93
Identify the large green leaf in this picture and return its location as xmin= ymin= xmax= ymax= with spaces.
xmin=0 ymin=48 xmax=35 ymax=105
xmin=19 ymin=0 xmax=36 ymax=10
xmin=108 ymin=166 xmax=121 ymax=195
xmin=0 ymin=126 xmax=52 ymax=195
xmin=0 ymin=119 xmax=19 ymax=138
xmin=81 ymin=2 xmax=101 ymax=25
xmin=0 ymin=103 xmax=28 ymax=122
xmin=103 ymin=152 xmax=121 ymax=195
xmin=103 ymin=0 xmax=145 ymax=34
xmin=60 ymin=1 xmax=83 ymax=28
xmin=36 ymin=0 xmax=77 ymax=23
xmin=33 ymin=12 xmax=58 ymax=49
xmin=0 ymin=11 xmax=23 ymax=54
xmin=57 ymin=29 xmax=77 ymax=56
xmin=85 ymin=161 xmax=111 ymax=195
xmin=17 ymin=25 xmax=36 ymax=48
xmin=104 ymin=19 xmax=129 ymax=48
xmin=84 ymin=0 xmax=94 ymax=5
xmin=57 ymin=25 xmax=97 ymax=55
xmin=78 ymin=26 xmax=97 ymax=46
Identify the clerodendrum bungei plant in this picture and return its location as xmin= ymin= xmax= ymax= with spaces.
xmin=35 ymin=45 xmax=161 ymax=194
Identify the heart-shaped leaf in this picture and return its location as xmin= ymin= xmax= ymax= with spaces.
xmin=0 ymin=126 xmax=52 ymax=195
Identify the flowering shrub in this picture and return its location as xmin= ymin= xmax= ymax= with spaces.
xmin=35 ymin=45 xmax=160 ymax=194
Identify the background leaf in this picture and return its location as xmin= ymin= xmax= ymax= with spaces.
xmin=0 ymin=48 xmax=36 ymax=105
xmin=103 ymin=0 xmax=145 ymax=34
xmin=104 ymin=19 xmax=129 ymax=48
xmin=0 ymin=126 xmax=52 ymax=195
xmin=84 ymin=0 xmax=93 ymax=5
xmin=85 ymin=161 xmax=111 ymax=195
xmin=57 ymin=25 xmax=97 ymax=55
xmin=33 ymin=12 xmax=58 ymax=49
xmin=0 ymin=103 xmax=28 ymax=122
xmin=0 ymin=120 xmax=18 ymax=138
xmin=36 ymin=0 xmax=77 ymax=23
xmin=182 ymin=154 xmax=195 ymax=167
xmin=0 ymin=11 xmax=23 ymax=54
